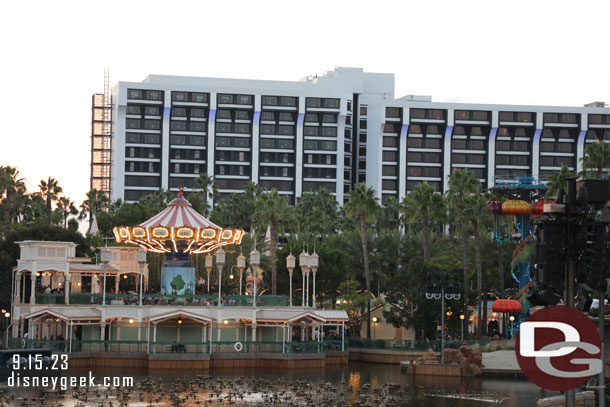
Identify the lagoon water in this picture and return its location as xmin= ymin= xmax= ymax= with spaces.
xmin=1 ymin=362 xmax=550 ymax=406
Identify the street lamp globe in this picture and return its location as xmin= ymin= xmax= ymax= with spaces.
xmin=372 ymin=317 xmax=378 ymax=323
xmin=286 ymin=253 xmax=296 ymax=270
xmin=460 ymin=314 xmax=465 ymax=320
xmin=216 ymin=248 xmax=226 ymax=267
xmin=249 ymin=249 xmax=260 ymax=268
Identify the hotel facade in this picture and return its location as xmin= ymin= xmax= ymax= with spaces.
xmin=92 ymin=67 xmax=610 ymax=205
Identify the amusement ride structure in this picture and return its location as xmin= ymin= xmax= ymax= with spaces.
xmin=488 ymin=175 xmax=552 ymax=332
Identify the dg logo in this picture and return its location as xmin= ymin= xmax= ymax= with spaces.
xmin=516 ymin=305 xmax=602 ymax=391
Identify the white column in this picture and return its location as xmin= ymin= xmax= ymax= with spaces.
xmin=14 ymin=272 xmax=21 ymax=304
xmin=295 ymin=98 xmax=305 ymax=198
xmin=114 ymin=276 xmax=120 ymax=294
xmin=442 ymin=109 xmax=454 ymax=194
xmin=252 ymin=96 xmax=260 ymax=183
xmin=161 ymin=93 xmax=171 ymax=190
xmin=153 ymin=323 xmax=157 ymax=353
xmin=100 ymin=321 xmax=106 ymax=341
xmin=341 ymin=321 xmax=345 ymax=351
xmin=207 ymin=93 xmax=217 ymax=178
xmin=29 ymin=272 xmax=36 ymax=305
xmin=64 ymin=273 xmax=70 ymax=305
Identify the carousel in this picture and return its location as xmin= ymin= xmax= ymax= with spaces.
xmin=113 ymin=189 xmax=244 ymax=254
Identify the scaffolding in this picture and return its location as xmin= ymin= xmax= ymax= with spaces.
xmin=90 ymin=69 xmax=112 ymax=198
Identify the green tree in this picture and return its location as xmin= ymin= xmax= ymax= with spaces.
xmin=344 ymin=183 xmax=380 ymax=339
xmin=581 ymin=140 xmax=610 ymax=179
xmin=401 ymin=182 xmax=446 ymax=263
xmin=376 ymin=196 xmax=401 ymax=232
xmin=0 ymin=166 xmax=25 ymax=234
xmin=253 ymin=189 xmax=295 ymax=295
xmin=38 ymin=177 xmax=63 ymax=226
xmin=210 ymin=192 xmax=254 ymax=230
xmin=546 ymin=163 xmax=575 ymax=198
xmin=138 ymin=189 xmax=173 ymax=215
xmin=56 ymin=196 xmax=78 ymax=228
xmin=446 ymin=169 xmax=480 ymax=310
xmin=460 ymin=194 xmax=493 ymax=339
xmin=296 ymin=188 xmax=340 ymax=243
xmin=170 ymin=274 xmax=186 ymax=294
xmin=80 ymin=189 xmax=110 ymax=233
xmin=194 ymin=174 xmax=218 ymax=217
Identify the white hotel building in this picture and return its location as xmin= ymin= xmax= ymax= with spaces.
xmin=96 ymin=67 xmax=610 ymax=204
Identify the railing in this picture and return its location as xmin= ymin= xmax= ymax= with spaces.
xmin=347 ymin=338 xmax=494 ymax=352
xmin=33 ymin=294 xmax=289 ymax=307
xmin=12 ymin=339 xmax=344 ymax=354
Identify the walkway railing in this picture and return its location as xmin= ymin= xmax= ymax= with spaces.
xmin=347 ymin=338 xmax=494 ymax=352
xmin=11 ymin=339 xmax=345 ymax=354
xmin=33 ymin=294 xmax=289 ymax=307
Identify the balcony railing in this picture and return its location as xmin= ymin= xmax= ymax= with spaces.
xmin=12 ymin=339 xmax=344 ymax=354
xmin=33 ymin=293 xmax=289 ymax=307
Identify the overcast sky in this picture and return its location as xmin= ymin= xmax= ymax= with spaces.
xmin=1 ymin=0 xmax=609 ymax=208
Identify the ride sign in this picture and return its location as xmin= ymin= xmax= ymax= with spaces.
xmin=515 ymin=305 xmax=602 ymax=391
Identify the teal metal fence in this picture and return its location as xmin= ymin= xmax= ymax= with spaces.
xmin=33 ymin=293 xmax=289 ymax=307
xmin=347 ymin=338 xmax=494 ymax=352
xmin=11 ymin=339 xmax=345 ymax=354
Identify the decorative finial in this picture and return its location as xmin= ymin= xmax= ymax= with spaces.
xmin=177 ymin=188 xmax=184 ymax=198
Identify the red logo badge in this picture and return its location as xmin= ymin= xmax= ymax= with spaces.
xmin=516 ymin=305 xmax=602 ymax=391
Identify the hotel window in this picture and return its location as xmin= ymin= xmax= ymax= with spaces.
xmin=280 ymin=96 xmax=297 ymax=106
xmin=146 ymin=90 xmax=162 ymax=101
xmin=190 ymin=122 xmax=205 ymax=132
xmin=386 ymin=107 xmax=401 ymax=118
xmin=306 ymin=98 xmax=321 ymax=108
xmin=194 ymin=164 xmax=200 ymax=174
xmin=235 ymin=110 xmax=250 ymax=120
xmin=126 ymin=119 xmax=140 ymax=129
xmin=360 ymin=106 xmax=367 ymax=116
xmin=219 ymin=166 xmax=225 ymax=175
xmin=323 ymin=99 xmax=340 ymax=109
xmin=127 ymin=89 xmax=143 ymax=99
xmin=191 ymin=108 xmax=206 ymax=118
xmin=129 ymin=162 xmax=135 ymax=171
xmin=217 ymin=110 xmax=231 ymax=119
xmin=149 ymin=163 xmax=155 ymax=172
xmin=144 ymin=120 xmax=161 ymax=130
xmin=279 ymin=112 xmax=294 ymax=122
xmin=171 ymin=121 xmax=187 ymax=131
xmin=261 ymin=112 xmax=275 ymax=121
xmin=305 ymin=113 xmax=318 ymax=122
xmin=172 ymin=92 xmax=188 ymax=102
xmin=262 ymin=96 xmax=278 ymax=106
xmin=145 ymin=106 xmax=160 ymax=116
xmin=172 ymin=108 xmax=187 ymax=117
xmin=192 ymin=93 xmax=207 ymax=103
xmin=194 ymin=150 xmax=200 ymax=159
xmin=236 ymin=95 xmax=253 ymax=105
xmin=127 ymin=105 xmax=141 ymax=115
xmin=323 ymin=114 xmax=337 ymax=123
xmin=234 ymin=123 xmax=250 ymax=134
xmin=217 ymin=94 xmax=233 ymax=104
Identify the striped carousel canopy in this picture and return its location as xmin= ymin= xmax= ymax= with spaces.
xmin=113 ymin=189 xmax=244 ymax=254
xmin=140 ymin=192 xmax=220 ymax=229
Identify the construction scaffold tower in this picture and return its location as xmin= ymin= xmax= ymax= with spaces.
xmin=90 ymin=69 xmax=112 ymax=199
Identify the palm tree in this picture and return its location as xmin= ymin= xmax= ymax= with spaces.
xmin=446 ymin=169 xmax=480 ymax=310
xmin=57 ymin=197 xmax=78 ymax=228
xmin=253 ymin=189 xmax=295 ymax=295
xmin=344 ymin=183 xmax=381 ymax=339
xmin=581 ymin=140 xmax=610 ymax=179
xmin=546 ymin=163 xmax=575 ymax=198
xmin=296 ymin=188 xmax=340 ymax=242
xmin=194 ymin=174 xmax=219 ymax=217
xmin=401 ymin=182 xmax=446 ymax=263
xmin=461 ymin=194 xmax=493 ymax=339
xmin=80 ymin=189 xmax=110 ymax=233
xmin=0 ymin=166 xmax=25 ymax=234
xmin=38 ymin=177 xmax=63 ymax=225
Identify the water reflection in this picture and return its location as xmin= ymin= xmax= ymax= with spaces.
xmin=0 ymin=363 xmax=550 ymax=406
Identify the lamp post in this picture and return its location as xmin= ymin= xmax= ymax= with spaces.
xmin=299 ymin=251 xmax=309 ymax=307
xmin=425 ymin=273 xmax=461 ymax=365
xmin=100 ymin=248 xmax=111 ymax=306
xmin=216 ymin=248 xmax=225 ymax=307
xmin=250 ymin=249 xmax=260 ymax=307
xmin=509 ymin=315 xmax=515 ymax=337
xmin=205 ymin=253 xmax=213 ymax=293
xmin=372 ymin=316 xmax=378 ymax=340
xmin=137 ymin=247 xmax=146 ymax=306
xmin=236 ymin=253 xmax=246 ymax=296
xmin=286 ymin=253 xmax=295 ymax=306
xmin=310 ymin=252 xmax=318 ymax=308
xmin=460 ymin=314 xmax=465 ymax=343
